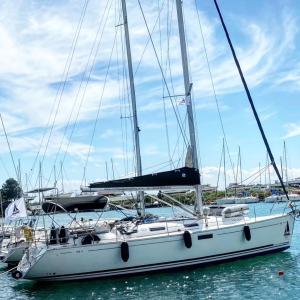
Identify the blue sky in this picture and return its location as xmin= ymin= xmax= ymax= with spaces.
xmin=0 ymin=0 xmax=299 ymax=191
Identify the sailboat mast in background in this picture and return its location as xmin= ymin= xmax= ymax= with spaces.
xmin=121 ymin=0 xmax=145 ymax=216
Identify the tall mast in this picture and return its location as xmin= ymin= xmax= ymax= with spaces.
xmin=223 ymin=139 xmax=227 ymax=198
xmin=60 ymin=161 xmax=64 ymax=193
xmin=283 ymin=141 xmax=289 ymax=191
xmin=238 ymin=146 xmax=242 ymax=185
xmin=213 ymin=0 xmax=289 ymax=200
xmin=121 ymin=0 xmax=144 ymax=216
xmin=39 ymin=161 xmax=42 ymax=204
xmin=175 ymin=0 xmax=203 ymax=215
xmin=54 ymin=164 xmax=57 ymax=187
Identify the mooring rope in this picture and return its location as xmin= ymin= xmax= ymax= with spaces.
xmin=0 ymin=265 xmax=17 ymax=277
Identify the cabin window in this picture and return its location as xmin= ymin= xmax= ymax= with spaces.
xmin=184 ymin=223 xmax=199 ymax=228
xmin=198 ymin=234 xmax=213 ymax=240
xmin=149 ymin=227 xmax=166 ymax=231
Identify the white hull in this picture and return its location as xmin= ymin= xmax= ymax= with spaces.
xmin=2 ymin=244 xmax=28 ymax=264
xmin=265 ymin=194 xmax=300 ymax=203
xmin=17 ymin=213 xmax=294 ymax=281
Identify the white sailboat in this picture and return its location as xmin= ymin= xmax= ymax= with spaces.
xmin=13 ymin=0 xmax=297 ymax=281
xmin=265 ymin=142 xmax=300 ymax=203
xmin=217 ymin=196 xmax=259 ymax=205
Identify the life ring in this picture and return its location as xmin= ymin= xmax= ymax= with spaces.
xmin=121 ymin=242 xmax=129 ymax=262
xmin=243 ymin=225 xmax=251 ymax=241
xmin=183 ymin=231 xmax=192 ymax=248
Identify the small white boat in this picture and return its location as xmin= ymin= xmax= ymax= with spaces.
xmin=216 ymin=197 xmax=236 ymax=205
xmin=265 ymin=193 xmax=300 ymax=203
xmin=216 ymin=196 xmax=259 ymax=205
xmin=234 ymin=196 xmax=259 ymax=204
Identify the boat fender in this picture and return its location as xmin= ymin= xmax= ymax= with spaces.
xmin=49 ymin=226 xmax=58 ymax=245
xmin=58 ymin=226 xmax=68 ymax=244
xmin=121 ymin=242 xmax=129 ymax=262
xmin=243 ymin=225 xmax=251 ymax=241
xmin=183 ymin=231 xmax=192 ymax=248
xmin=12 ymin=270 xmax=23 ymax=280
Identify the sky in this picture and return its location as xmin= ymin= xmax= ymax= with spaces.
xmin=0 ymin=0 xmax=299 ymax=192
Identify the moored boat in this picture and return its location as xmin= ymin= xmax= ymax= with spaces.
xmin=12 ymin=0 xmax=299 ymax=282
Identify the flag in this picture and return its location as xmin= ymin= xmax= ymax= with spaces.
xmin=178 ymin=97 xmax=190 ymax=105
xmin=5 ymin=198 xmax=27 ymax=221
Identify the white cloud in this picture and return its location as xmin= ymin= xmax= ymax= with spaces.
xmin=284 ymin=123 xmax=300 ymax=139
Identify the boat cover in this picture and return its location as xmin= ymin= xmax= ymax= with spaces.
xmin=89 ymin=167 xmax=200 ymax=189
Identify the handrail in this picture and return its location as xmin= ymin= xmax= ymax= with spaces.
xmin=161 ymin=192 xmax=196 ymax=216
xmin=146 ymin=193 xmax=196 ymax=217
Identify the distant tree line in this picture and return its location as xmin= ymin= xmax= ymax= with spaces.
xmin=0 ymin=178 xmax=22 ymax=215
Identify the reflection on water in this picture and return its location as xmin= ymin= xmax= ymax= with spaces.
xmin=1 ymin=203 xmax=300 ymax=300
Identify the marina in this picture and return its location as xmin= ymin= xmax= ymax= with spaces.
xmin=0 ymin=0 xmax=300 ymax=299
xmin=1 ymin=203 xmax=300 ymax=299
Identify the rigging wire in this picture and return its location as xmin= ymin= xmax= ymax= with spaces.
xmin=240 ymin=163 xmax=271 ymax=186
xmin=137 ymin=0 xmax=189 ymax=148
xmin=133 ymin=0 xmax=178 ymax=171
xmin=29 ymin=0 xmax=90 ymax=184
xmin=0 ymin=114 xmax=18 ymax=179
xmin=133 ymin=0 xmax=167 ymax=77
xmin=121 ymin=27 xmax=130 ymax=176
xmin=45 ymin=0 xmax=113 ymax=187
xmin=129 ymin=0 xmax=182 ymax=170
xmin=165 ymin=0 xmax=188 ymax=168
xmin=161 ymin=0 xmax=174 ymax=169
xmin=194 ymin=0 xmax=236 ymax=179
xmin=181 ymin=1 xmax=203 ymax=174
xmin=115 ymin=0 xmax=127 ymax=176
xmin=213 ymin=0 xmax=289 ymax=200
xmin=82 ymin=31 xmax=119 ymax=184
xmin=215 ymin=141 xmax=224 ymax=195
xmin=0 ymin=156 xmax=10 ymax=178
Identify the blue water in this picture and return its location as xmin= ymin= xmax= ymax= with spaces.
xmin=1 ymin=203 xmax=300 ymax=300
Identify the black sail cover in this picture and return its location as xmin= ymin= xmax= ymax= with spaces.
xmin=89 ymin=167 xmax=200 ymax=189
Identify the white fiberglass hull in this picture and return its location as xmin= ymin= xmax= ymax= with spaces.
xmin=17 ymin=213 xmax=294 ymax=281
xmin=265 ymin=194 xmax=300 ymax=203
xmin=2 ymin=244 xmax=28 ymax=265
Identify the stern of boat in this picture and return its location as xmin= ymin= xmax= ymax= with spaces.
xmin=14 ymin=245 xmax=46 ymax=280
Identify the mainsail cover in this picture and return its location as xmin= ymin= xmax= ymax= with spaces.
xmin=89 ymin=167 xmax=200 ymax=189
